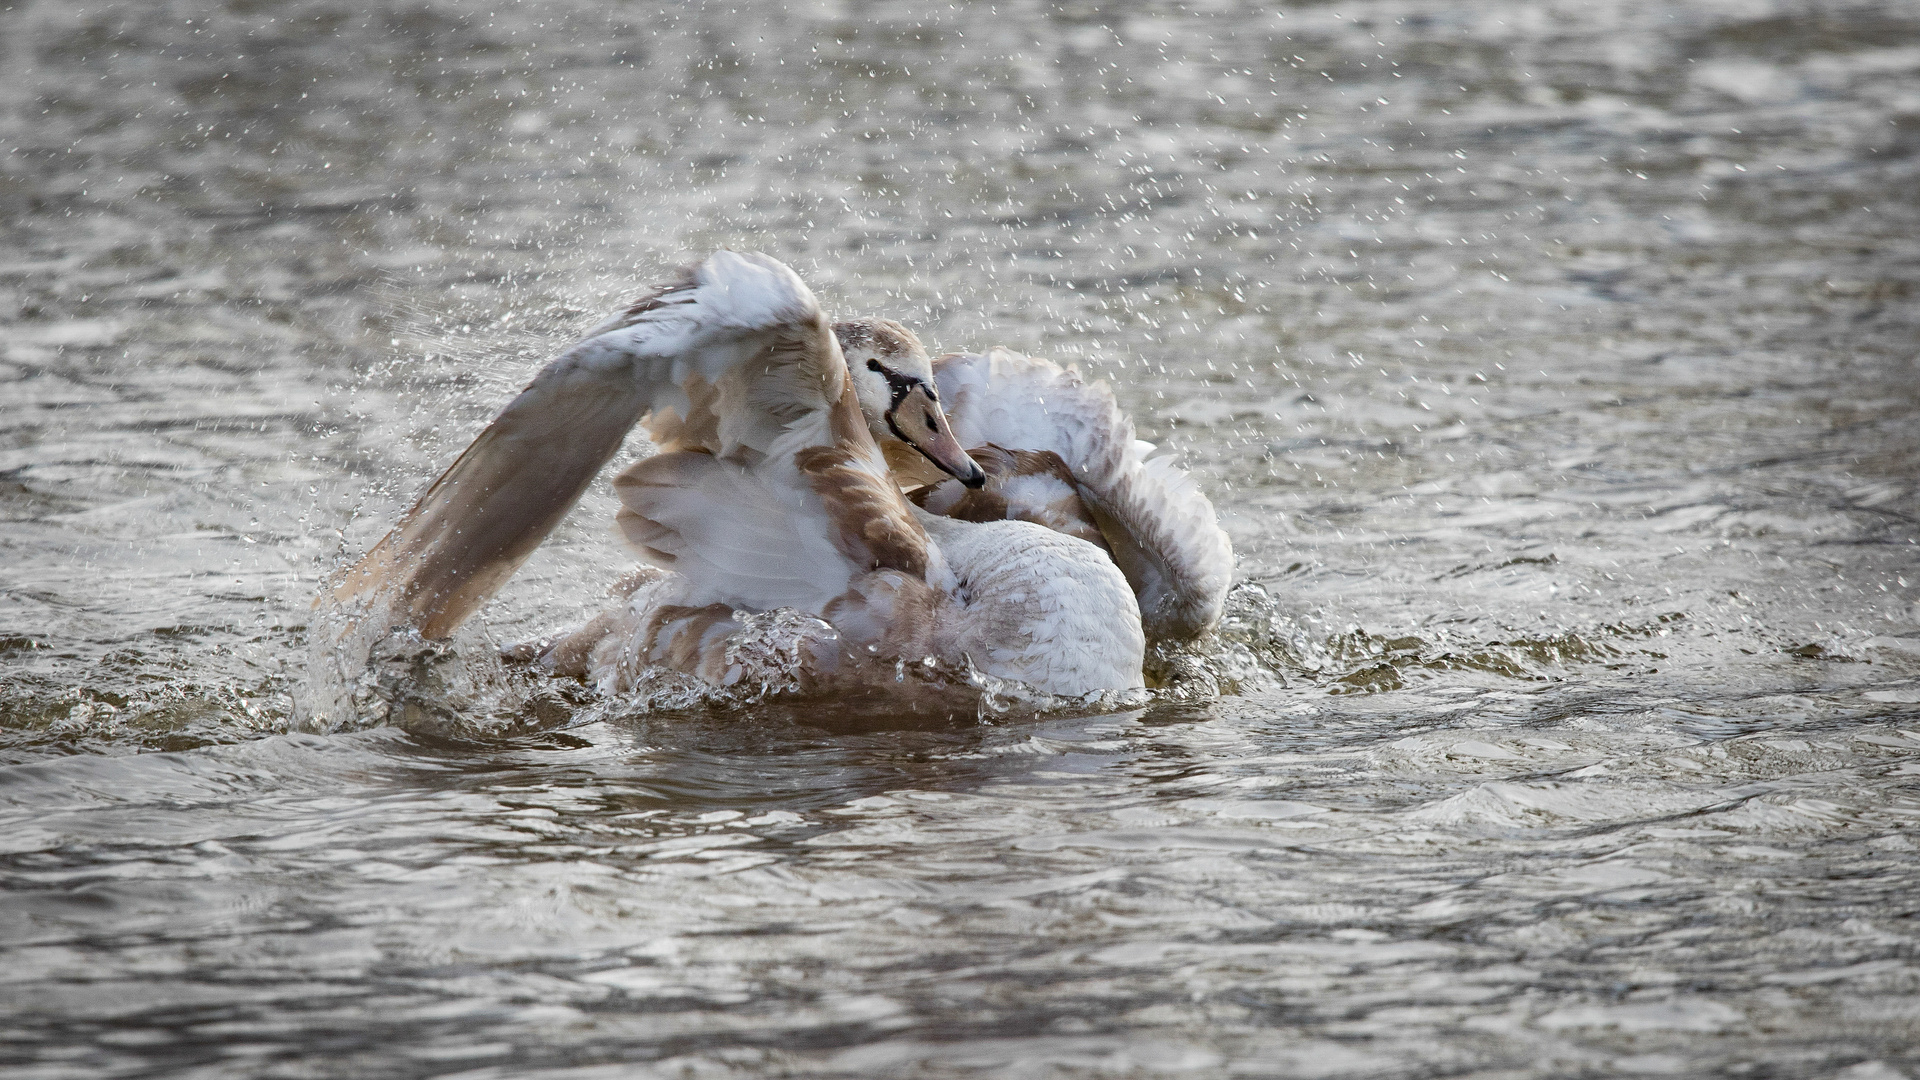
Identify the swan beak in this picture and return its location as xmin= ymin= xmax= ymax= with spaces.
xmin=889 ymin=385 xmax=986 ymax=488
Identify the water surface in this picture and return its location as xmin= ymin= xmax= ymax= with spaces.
xmin=4 ymin=1 xmax=1919 ymax=1076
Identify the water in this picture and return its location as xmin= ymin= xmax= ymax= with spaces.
xmin=4 ymin=0 xmax=1919 ymax=1074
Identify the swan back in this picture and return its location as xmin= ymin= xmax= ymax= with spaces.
xmin=917 ymin=512 xmax=1145 ymax=694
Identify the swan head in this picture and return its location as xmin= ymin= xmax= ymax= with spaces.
xmin=835 ymin=319 xmax=986 ymax=489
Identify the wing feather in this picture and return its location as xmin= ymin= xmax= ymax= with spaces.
xmin=332 ymin=358 xmax=650 ymax=638
xmin=612 ymin=452 xmax=859 ymax=614
xmin=611 ymin=440 xmax=942 ymax=619
xmin=331 ymin=251 xmax=838 ymax=638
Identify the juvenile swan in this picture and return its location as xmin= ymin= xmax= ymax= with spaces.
xmin=333 ymin=252 xmax=1145 ymax=697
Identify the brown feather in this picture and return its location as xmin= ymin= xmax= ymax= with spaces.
xmin=332 ymin=380 xmax=648 ymax=639
xmin=830 ymin=319 xmax=921 ymax=362
xmin=826 ymin=372 xmax=871 ymax=450
xmin=609 ymin=450 xmax=713 ymax=567
xmin=793 ymin=445 xmax=932 ymax=580
xmin=642 ymin=372 xmax=723 ymax=453
xmin=821 ymin=569 xmax=941 ymax=656
xmin=642 ymin=602 xmax=741 ymax=683
xmin=909 ymin=445 xmax=1110 ymax=553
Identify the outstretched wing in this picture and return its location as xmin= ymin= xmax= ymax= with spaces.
xmin=331 ymin=251 xmax=838 ymax=639
xmin=928 ymin=348 xmax=1234 ymax=642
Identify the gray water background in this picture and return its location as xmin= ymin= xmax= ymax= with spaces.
xmin=4 ymin=0 xmax=1920 ymax=1075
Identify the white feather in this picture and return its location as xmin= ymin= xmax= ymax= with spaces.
xmin=930 ymin=349 xmax=1234 ymax=642
xmin=919 ymin=513 xmax=1145 ymax=692
xmin=613 ymin=453 xmax=854 ymax=614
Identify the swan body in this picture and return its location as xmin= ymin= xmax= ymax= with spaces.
xmin=334 ymin=252 xmax=1146 ymax=698
xmin=534 ymin=334 xmax=1234 ymax=696
xmin=559 ymin=508 xmax=1145 ymax=699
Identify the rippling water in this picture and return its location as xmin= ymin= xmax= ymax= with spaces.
xmin=5 ymin=1 xmax=1920 ymax=1075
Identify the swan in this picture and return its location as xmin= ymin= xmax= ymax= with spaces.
xmin=332 ymin=251 xmax=1146 ymax=698
xmin=534 ymin=329 xmax=1234 ymax=695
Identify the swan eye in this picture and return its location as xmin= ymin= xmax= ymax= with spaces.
xmin=865 ymin=359 xmax=927 ymax=411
